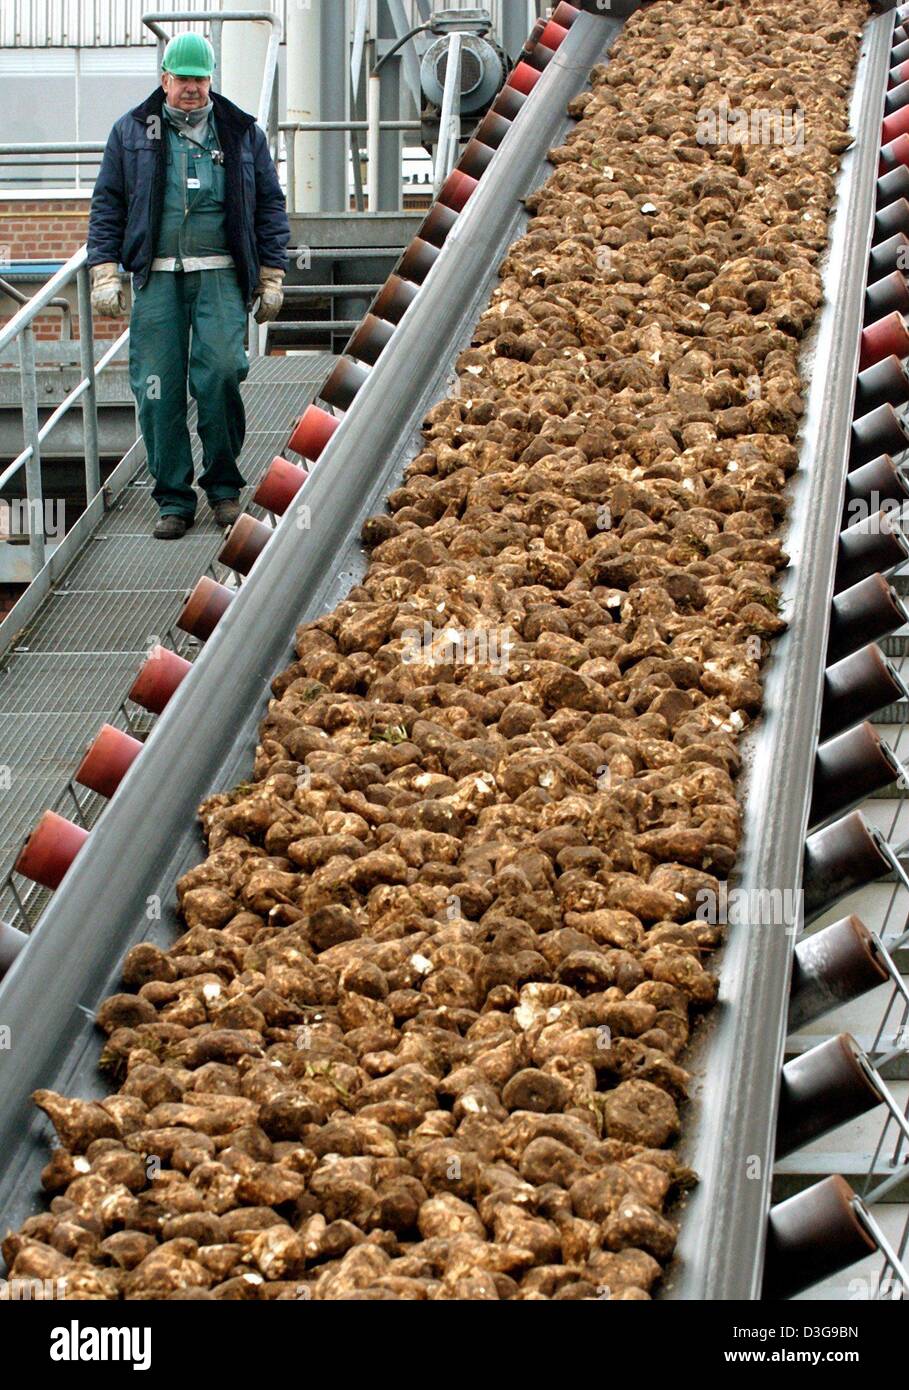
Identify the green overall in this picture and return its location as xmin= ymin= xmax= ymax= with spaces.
xmin=128 ymin=120 xmax=249 ymax=518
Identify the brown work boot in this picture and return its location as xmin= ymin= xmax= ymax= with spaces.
xmin=212 ymin=498 xmax=242 ymax=529
xmin=153 ymin=514 xmax=194 ymax=540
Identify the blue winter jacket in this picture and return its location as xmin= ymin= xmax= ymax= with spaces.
xmin=87 ymin=86 xmax=289 ymax=306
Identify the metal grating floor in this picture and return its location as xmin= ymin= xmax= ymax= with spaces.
xmin=0 ymin=351 xmax=334 ymax=927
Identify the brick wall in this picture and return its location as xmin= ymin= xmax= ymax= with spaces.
xmin=0 ymin=587 xmax=23 ymax=622
xmin=0 ymin=198 xmax=129 ymax=340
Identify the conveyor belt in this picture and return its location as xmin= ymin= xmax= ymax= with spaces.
xmin=0 ymin=6 xmax=630 ymax=1243
xmin=6 ymin=0 xmax=906 ymax=1305
xmin=0 ymin=352 xmax=335 ymax=927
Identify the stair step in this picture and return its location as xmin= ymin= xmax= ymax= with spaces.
xmin=773 ymin=1152 xmax=909 ymax=1201
xmin=868 ymin=781 xmax=906 ymax=798
xmin=269 ymin=320 xmax=360 ymax=333
xmin=284 ymin=285 xmax=381 ymax=297
xmin=785 ymin=1033 xmax=909 ymax=1076
xmin=875 ymin=702 xmax=909 ymax=722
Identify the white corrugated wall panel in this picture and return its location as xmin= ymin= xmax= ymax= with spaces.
xmin=0 ymin=0 xmax=542 ymax=49
xmin=0 ymin=0 xmax=289 ymax=46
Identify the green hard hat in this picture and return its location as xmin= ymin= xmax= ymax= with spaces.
xmin=162 ymin=32 xmax=215 ymax=77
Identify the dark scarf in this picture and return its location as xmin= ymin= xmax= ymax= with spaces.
xmin=163 ymin=99 xmax=213 ymax=147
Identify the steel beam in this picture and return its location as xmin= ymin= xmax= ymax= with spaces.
xmin=377 ymin=0 xmax=404 ymax=212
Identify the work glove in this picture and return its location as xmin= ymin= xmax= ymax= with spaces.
xmin=254 ymin=266 xmax=285 ymax=324
xmin=90 ymin=263 xmax=126 ymax=317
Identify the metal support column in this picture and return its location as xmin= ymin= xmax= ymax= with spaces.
xmin=218 ymin=0 xmax=272 ymax=117
xmin=377 ymin=0 xmax=403 ymax=212
xmin=433 ymin=32 xmax=462 ymax=193
xmin=287 ymin=0 xmax=321 ymax=213
xmin=502 ymin=0 xmax=534 ymax=59
xmin=76 ymin=264 xmax=101 ymax=502
xmin=17 ymin=325 xmax=46 ymax=579
xmin=319 ymin=0 xmax=348 ymax=211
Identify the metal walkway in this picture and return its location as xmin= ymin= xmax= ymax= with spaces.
xmin=0 ymin=350 xmax=334 ymax=928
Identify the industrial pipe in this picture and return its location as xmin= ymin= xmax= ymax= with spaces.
xmin=287 ymin=404 xmax=340 ymax=460
xmin=493 ymin=86 xmax=529 ymax=120
xmin=859 ymin=311 xmax=909 ymax=369
xmin=843 ymin=453 xmax=909 ymax=517
xmin=438 ymin=169 xmax=480 ymax=212
xmin=0 ymin=922 xmax=28 ymax=979
xmin=868 ymin=230 xmax=909 ymax=280
xmin=372 ymin=275 xmax=420 ymax=325
xmin=399 ymin=237 xmax=441 ymax=284
xmin=346 ymin=313 xmax=396 ymax=365
xmin=507 ymin=61 xmax=542 ymax=95
xmin=834 ymin=507 xmax=909 ymax=591
xmin=880 ymin=128 xmax=909 ymax=166
xmin=458 ymin=139 xmax=496 ymax=179
xmin=474 ymin=109 xmax=513 ymax=149
xmin=367 ymin=71 xmax=380 ymax=213
xmin=319 ymin=356 xmax=370 ymax=410
xmin=552 ymin=2 xmax=582 ymax=26
xmin=853 ymin=354 xmax=909 ymax=414
xmin=877 ymin=163 xmax=909 ymax=203
xmin=885 ymin=78 xmax=909 ymax=113
xmin=418 ymin=203 xmax=460 ymax=248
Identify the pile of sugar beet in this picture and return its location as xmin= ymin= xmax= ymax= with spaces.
xmin=3 ymin=0 xmax=867 ymax=1300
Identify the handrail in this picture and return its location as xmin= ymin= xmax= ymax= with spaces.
xmin=278 ymin=121 xmax=421 ymax=131
xmin=0 ymin=331 xmax=128 ymax=494
xmin=0 ymin=246 xmax=87 ymax=355
xmin=0 ymin=244 xmax=109 ymax=578
xmin=0 ymin=143 xmax=106 ymax=154
xmin=280 ymin=119 xmax=421 ymax=215
xmin=0 ymin=274 xmax=73 ymax=339
xmin=0 ymin=142 xmax=106 ymax=192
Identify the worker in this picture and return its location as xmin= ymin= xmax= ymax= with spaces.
xmin=87 ymin=32 xmax=290 ymax=539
